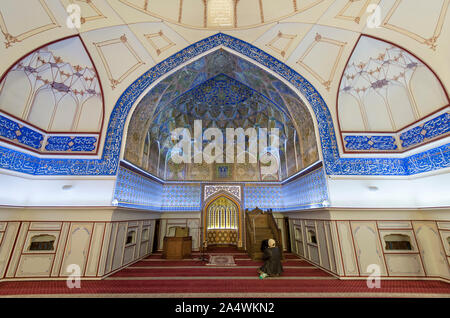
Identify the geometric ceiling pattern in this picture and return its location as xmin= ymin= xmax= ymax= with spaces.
xmin=0 ymin=36 xmax=103 ymax=154
xmin=142 ymin=74 xmax=301 ymax=182
xmin=0 ymin=0 xmax=448 ymax=176
xmin=125 ymin=50 xmax=319 ymax=182
xmin=338 ymin=35 xmax=449 ymax=153
xmin=117 ymin=0 xmax=308 ymax=29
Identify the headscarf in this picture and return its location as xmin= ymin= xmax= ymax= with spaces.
xmin=268 ymin=239 xmax=276 ymax=248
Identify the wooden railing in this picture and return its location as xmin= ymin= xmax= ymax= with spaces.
xmin=245 ymin=207 xmax=283 ymax=260
xmin=266 ymin=209 xmax=283 ymax=254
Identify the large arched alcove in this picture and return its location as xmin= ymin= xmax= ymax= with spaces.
xmin=123 ymin=49 xmax=320 ymax=182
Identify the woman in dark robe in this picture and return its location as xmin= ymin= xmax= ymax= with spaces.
xmin=258 ymin=239 xmax=283 ymax=279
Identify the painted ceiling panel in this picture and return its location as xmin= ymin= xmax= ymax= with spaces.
xmin=338 ymin=35 xmax=449 ymax=153
xmin=0 ymin=36 xmax=103 ymax=154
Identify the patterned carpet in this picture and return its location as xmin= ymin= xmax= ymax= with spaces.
xmin=0 ymin=249 xmax=449 ymax=298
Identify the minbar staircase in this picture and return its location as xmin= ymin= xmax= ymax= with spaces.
xmin=245 ymin=207 xmax=283 ymax=260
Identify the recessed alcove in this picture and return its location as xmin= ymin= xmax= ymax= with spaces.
xmin=126 ymin=230 xmax=136 ymax=245
xmin=28 ymin=234 xmax=56 ymax=251
xmin=307 ymin=229 xmax=317 ymax=245
xmin=384 ymin=234 xmax=413 ymax=251
xmin=124 ymin=50 xmax=319 ymax=183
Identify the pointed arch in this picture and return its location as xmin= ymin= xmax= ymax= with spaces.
xmin=337 ymin=34 xmax=450 ymax=154
xmin=203 ymin=191 xmax=243 ymax=246
xmin=0 ymin=35 xmax=105 ymax=156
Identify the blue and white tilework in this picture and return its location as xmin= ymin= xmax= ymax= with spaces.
xmin=0 ymin=114 xmax=98 ymax=153
xmin=344 ymin=111 xmax=449 ymax=152
xmin=0 ymin=34 xmax=448 ymax=176
xmin=344 ymin=135 xmax=398 ymax=151
xmin=114 ymin=166 xmax=329 ymax=212
xmin=45 ymin=136 xmax=98 ymax=152
xmin=114 ymin=166 xmax=163 ymax=210
xmin=0 ymin=114 xmax=44 ymax=150
xmin=244 ymin=185 xmax=283 ymax=211
xmin=161 ymin=184 xmax=202 ymax=211
xmin=280 ymin=167 xmax=329 ymax=211
xmin=114 ymin=166 xmax=202 ymax=211
xmin=400 ymin=112 xmax=450 ymax=149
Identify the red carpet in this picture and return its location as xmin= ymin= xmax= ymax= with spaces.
xmin=133 ymin=259 xmax=312 ymax=267
xmin=0 ymin=249 xmax=449 ymax=297
xmin=110 ymin=267 xmax=330 ymax=277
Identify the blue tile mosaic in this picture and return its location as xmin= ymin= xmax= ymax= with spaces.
xmin=0 ymin=114 xmax=43 ymax=149
xmin=114 ymin=166 xmax=202 ymax=211
xmin=15 ymin=126 xmax=44 ymax=150
xmin=345 ymin=112 xmax=449 ymax=152
xmin=45 ymin=136 xmax=97 ymax=152
xmin=0 ymin=114 xmax=98 ymax=153
xmin=344 ymin=135 xmax=398 ymax=151
xmin=114 ymin=166 xmax=163 ymax=210
xmin=400 ymin=112 xmax=450 ymax=148
xmin=280 ymin=167 xmax=329 ymax=211
xmin=244 ymin=185 xmax=283 ymax=211
xmin=0 ymin=33 xmax=448 ymax=176
xmin=161 ymin=184 xmax=202 ymax=211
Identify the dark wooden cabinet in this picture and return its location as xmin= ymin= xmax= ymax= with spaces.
xmin=162 ymin=236 xmax=192 ymax=259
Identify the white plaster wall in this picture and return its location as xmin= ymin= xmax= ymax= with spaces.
xmin=327 ymin=170 xmax=450 ymax=208
xmin=0 ymin=170 xmax=116 ymax=206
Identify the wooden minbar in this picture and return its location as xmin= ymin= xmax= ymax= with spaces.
xmin=245 ymin=207 xmax=283 ymax=260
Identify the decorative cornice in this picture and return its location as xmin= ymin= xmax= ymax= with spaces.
xmin=204 ymin=185 xmax=241 ymax=202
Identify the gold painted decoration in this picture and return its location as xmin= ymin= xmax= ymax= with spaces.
xmin=382 ymin=0 xmax=449 ymax=50
xmin=297 ymin=33 xmax=347 ymax=91
xmin=0 ymin=0 xmax=60 ymax=48
xmin=93 ymin=34 xmax=145 ymax=89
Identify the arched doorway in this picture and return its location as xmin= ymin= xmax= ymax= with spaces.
xmin=203 ymin=195 xmax=241 ymax=247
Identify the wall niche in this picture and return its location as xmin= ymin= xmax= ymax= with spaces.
xmin=29 ymin=234 xmax=56 ymax=251
xmin=384 ymin=234 xmax=413 ymax=250
xmin=307 ymin=229 xmax=317 ymax=245
xmin=126 ymin=230 xmax=136 ymax=245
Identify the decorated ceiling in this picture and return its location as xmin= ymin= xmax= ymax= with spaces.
xmin=0 ymin=0 xmax=448 ymax=176
xmin=124 ymin=50 xmax=318 ymax=181
xmin=0 ymin=36 xmax=103 ymax=154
